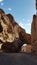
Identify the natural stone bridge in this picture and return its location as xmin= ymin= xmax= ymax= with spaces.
xmin=0 ymin=9 xmax=31 ymax=53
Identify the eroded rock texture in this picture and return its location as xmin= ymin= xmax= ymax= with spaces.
xmin=31 ymin=15 xmax=37 ymax=54
xmin=0 ymin=9 xmax=31 ymax=52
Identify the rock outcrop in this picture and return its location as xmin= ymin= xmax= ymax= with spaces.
xmin=21 ymin=45 xmax=31 ymax=53
xmin=31 ymin=15 xmax=37 ymax=54
xmin=0 ymin=9 xmax=31 ymax=52
xmin=1 ymin=39 xmax=24 ymax=52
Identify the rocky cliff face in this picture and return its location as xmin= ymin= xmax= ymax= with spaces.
xmin=31 ymin=15 xmax=37 ymax=55
xmin=0 ymin=9 xmax=31 ymax=52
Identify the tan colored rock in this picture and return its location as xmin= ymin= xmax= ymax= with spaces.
xmin=31 ymin=15 xmax=37 ymax=54
xmin=0 ymin=9 xmax=31 ymax=52
xmin=21 ymin=45 xmax=31 ymax=53
xmin=7 ymin=13 xmax=31 ymax=44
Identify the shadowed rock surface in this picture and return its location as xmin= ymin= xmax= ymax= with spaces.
xmin=0 ymin=9 xmax=31 ymax=52
xmin=1 ymin=39 xmax=24 ymax=52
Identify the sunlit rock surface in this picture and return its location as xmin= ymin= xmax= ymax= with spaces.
xmin=21 ymin=44 xmax=31 ymax=53
xmin=0 ymin=9 xmax=31 ymax=52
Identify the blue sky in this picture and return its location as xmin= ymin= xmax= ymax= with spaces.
xmin=0 ymin=0 xmax=36 ymax=34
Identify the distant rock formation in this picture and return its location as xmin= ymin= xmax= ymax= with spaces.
xmin=21 ymin=45 xmax=31 ymax=53
xmin=31 ymin=15 xmax=37 ymax=54
xmin=0 ymin=9 xmax=31 ymax=52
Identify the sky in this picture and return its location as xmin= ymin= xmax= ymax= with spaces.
xmin=0 ymin=0 xmax=36 ymax=34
